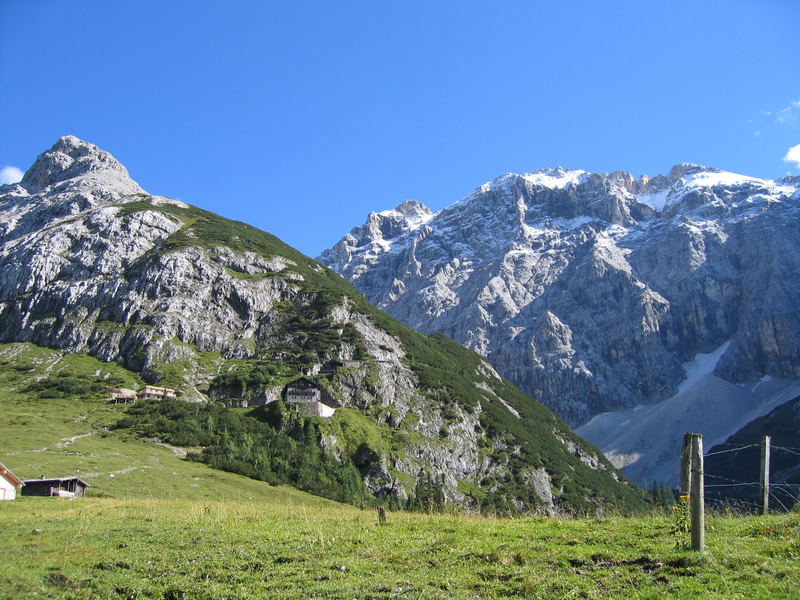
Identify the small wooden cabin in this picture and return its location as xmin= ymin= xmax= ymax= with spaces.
xmin=0 ymin=463 xmax=24 ymax=500
xmin=22 ymin=476 xmax=89 ymax=498
xmin=109 ymin=387 xmax=138 ymax=404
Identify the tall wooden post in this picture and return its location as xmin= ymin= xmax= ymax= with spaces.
xmin=679 ymin=433 xmax=692 ymax=498
xmin=760 ymin=436 xmax=771 ymax=515
xmin=690 ymin=433 xmax=704 ymax=552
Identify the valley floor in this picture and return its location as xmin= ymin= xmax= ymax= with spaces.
xmin=1 ymin=498 xmax=798 ymax=599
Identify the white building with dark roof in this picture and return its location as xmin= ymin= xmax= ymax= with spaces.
xmin=284 ymin=379 xmax=336 ymax=418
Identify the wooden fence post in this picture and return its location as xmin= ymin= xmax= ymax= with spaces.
xmin=760 ymin=436 xmax=771 ymax=515
xmin=679 ymin=432 xmax=692 ymax=498
xmin=690 ymin=433 xmax=704 ymax=552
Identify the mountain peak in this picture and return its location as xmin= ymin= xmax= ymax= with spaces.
xmin=372 ymin=199 xmax=434 ymax=233
xmin=393 ymin=199 xmax=432 ymax=218
xmin=666 ymin=163 xmax=714 ymax=184
xmin=21 ymin=136 xmax=142 ymax=194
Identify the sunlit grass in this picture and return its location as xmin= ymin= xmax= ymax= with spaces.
xmin=0 ymin=343 xmax=343 ymax=505
xmin=1 ymin=498 xmax=797 ymax=599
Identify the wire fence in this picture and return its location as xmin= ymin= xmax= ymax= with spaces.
xmin=701 ymin=441 xmax=800 ymax=511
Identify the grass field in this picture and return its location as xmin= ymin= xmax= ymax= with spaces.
xmin=2 ymin=342 xmax=798 ymax=599
xmin=1 ymin=498 xmax=798 ymax=599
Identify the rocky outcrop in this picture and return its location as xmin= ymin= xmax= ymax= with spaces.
xmin=321 ymin=166 xmax=800 ymax=427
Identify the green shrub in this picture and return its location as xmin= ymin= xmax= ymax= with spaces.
xmin=25 ymin=375 xmax=110 ymax=399
xmin=115 ymin=399 xmax=373 ymax=506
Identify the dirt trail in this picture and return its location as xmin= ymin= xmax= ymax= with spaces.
xmin=28 ymin=431 xmax=95 ymax=453
xmin=151 ymin=440 xmax=188 ymax=458
xmin=55 ymin=432 xmax=95 ymax=448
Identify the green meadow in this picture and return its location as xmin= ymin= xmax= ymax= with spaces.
xmin=1 ymin=342 xmax=798 ymax=599
xmin=2 ymin=499 xmax=798 ymax=599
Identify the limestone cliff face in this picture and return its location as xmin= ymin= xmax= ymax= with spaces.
xmin=1 ymin=138 xmax=289 ymax=391
xmin=0 ymin=137 xmax=642 ymax=512
xmin=320 ymin=166 xmax=800 ymax=427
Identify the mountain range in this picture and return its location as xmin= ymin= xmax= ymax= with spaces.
xmin=320 ymin=164 xmax=800 ymax=485
xmin=0 ymin=136 xmax=646 ymax=512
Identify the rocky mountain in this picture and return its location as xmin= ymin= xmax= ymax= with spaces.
xmin=320 ymin=165 xmax=800 ymax=485
xmin=0 ymin=136 xmax=646 ymax=512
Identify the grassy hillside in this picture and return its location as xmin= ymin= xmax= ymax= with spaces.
xmin=0 ymin=343 xmax=341 ymax=507
xmin=0 ymin=338 xmax=645 ymax=515
xmin=1 ymin=498 xmax=798 ymax=599
xmin=0 ymin=340 xmax=645 ymax=514
xmin=1 ymin=343 xmax=797 ymax=599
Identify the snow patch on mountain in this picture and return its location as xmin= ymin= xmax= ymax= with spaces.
xmin=677 ymin=340 xmax=731 ymax=394
xmin=578 ymin=338 xmax=799 ymax=485
xmin=679 ymin=169 xmax=765 ymax=190
xmin=521 ymin=167 xmax=588 ymax=189
xmin=635 ymin=189 xmax=671 ymax=211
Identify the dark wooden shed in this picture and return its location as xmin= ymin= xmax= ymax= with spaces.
xmin=21 ymin=476 xmax=90 ymax=498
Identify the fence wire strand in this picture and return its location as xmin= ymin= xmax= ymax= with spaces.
xmin=773 ymin=446 xmax=800 ymax=458
xmin=704 ymin=482 xmax=758 ymax=488
xmin=705 ymin=471 xmax=758 ymax=486
xmin=673 ymin=436 xmax=799 ymax=512
xmin=704 ymin=443 xmax=758 ymax=458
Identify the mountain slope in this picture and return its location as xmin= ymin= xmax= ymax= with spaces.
xmin=575 ymin=342 xmax=800 ymax=486
xmin=705 ymin=394 xmax=800 ymax=511
xmin=320 ymin=165 xmax=800 ymax=485
xmin=321 ymin=166 xmax=800 ymax=426
xmin=0 ymin=136 xmax=645 ymax=512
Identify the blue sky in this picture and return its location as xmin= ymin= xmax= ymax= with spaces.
xmin=1 ymin=1 xmax=798 ymax=256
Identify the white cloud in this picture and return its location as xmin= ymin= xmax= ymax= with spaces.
xmin=764 ymin=100 xmax=800 ymax=125
xmin=778 ymin=101 xmax=800 ymax=125
xmin=0 ymin=166 xmax=24 ymax=185
xmin=784 ymin=144 xmax=800 ymax=170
